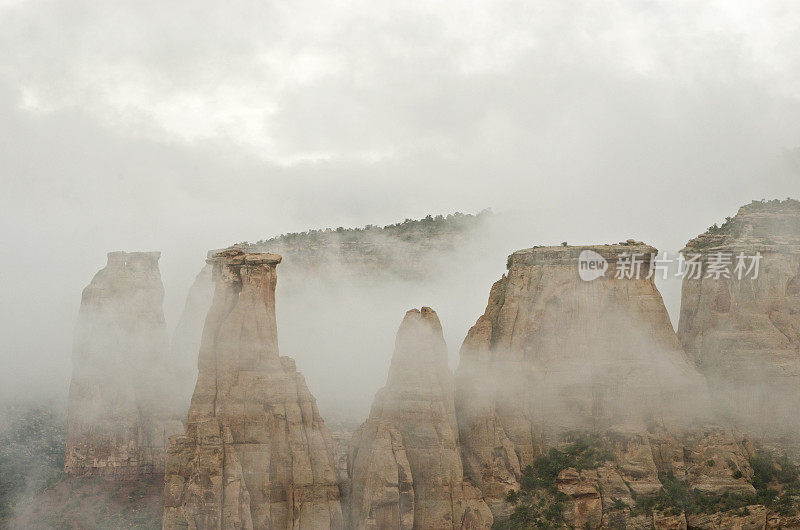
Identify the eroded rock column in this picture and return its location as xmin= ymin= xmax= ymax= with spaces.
xmin=65 ymin=251 xmax=183 ymax=480
xmin=163 ymin=249 xmax=342 ymax=530
xmin=348 ymin=307 xmax=492 ymax=529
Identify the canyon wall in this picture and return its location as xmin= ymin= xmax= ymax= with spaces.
xmin=163 ymin=249 xmax=342 ymax=529
xmin=347 ymin=307 xmax=492 ymax=529
xmin=65 ymin=251 xmax=183 ymax=480
xmin=678 ymin=199 xmax=800 ymax=433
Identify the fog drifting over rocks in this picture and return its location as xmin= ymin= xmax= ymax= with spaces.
xmin=1 ymin=0 xmax=799 ymax=414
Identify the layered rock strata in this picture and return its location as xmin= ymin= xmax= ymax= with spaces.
xmin=65 ymin=251 xmax=182 ymax=480
xmin=163 ymin=249 xmax=342 ymax=529
xmin=677 ymin=199 xmax=800 ymax=432
xmin=348 ymin=307 xmax=492 ymax=529
xmin=454 ymin=244 xmax=749 ymax=517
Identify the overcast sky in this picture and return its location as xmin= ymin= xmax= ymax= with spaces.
xmin=0 ymin=0 xmax=798 ymax=402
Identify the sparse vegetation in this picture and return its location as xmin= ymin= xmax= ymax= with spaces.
xmin=494 ymin=436 xmax=613 ymax=529
xmin=235 ymin=209 xmax=492 ymax=249
xmin=742 ymin=198 xmax=800 ymax=213
xmin=691 ymin=198 xmax=799 ymax=248
xmin=496 ymin=438 xmax=800 ymax=527
xmin=630 ymin=449 xmax=800 ymax=518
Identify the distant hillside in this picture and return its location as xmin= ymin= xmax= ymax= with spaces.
xmin=232 ymin=209 xmax=493 ymax=280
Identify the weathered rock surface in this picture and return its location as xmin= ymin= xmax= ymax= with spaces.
xmin=65 ymin=251 xmax=183 ymax=480
xmin=454 ymin=244 xmax=757 ymax=525
xmin=348 ymin=307 xmax=492 ymax=529
xmin=162 ymin=249 xmax=342 ymax=530
xmin=678 ymin=199 xmax=800 ymax=433
xmin=455 ymin=245 xmax=711 ymax=501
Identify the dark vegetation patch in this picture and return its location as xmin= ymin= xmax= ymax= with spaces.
xmin=493 ymin=435 xmax=613 ymax=529
xmin=632 ymin=450 xmax=800 ymax=518
xmin=495 ymin=438 xmax=800 ymax=528
xmin=1 ymin=402 xmax=164 ymax=528
xmin=0 ymin=403 xmax=66 ymax=524
xmin=236 ymin=209 xmax=492 ymax=248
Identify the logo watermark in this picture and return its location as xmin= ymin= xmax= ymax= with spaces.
xmin=578 ymin=250 xmax=608 ymax=282
xmin=578 ymin=251 xmax=762 ymax=282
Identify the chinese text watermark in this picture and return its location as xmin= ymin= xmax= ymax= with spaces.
xmin=579 ymin=251 xmax=762 ymax=282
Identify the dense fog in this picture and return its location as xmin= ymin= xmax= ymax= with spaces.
xmin=1 ymin=2 xmax=800 ymax=527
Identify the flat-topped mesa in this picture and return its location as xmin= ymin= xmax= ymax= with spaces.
xmin=164 ymin=249 xmax=342 ymax=530
xmin=678 ymin=199 xmax=800 ymax=433
xmin=683 ymin=198 xmax=800 ymax=253
xmin=507 ymin=241 xmax=657 ymax=267
xmin=454 ymin=242 xmax=716 ymax=509
xmin=65 ymin=251 xmax=182 ymax=481
xmin=348 ymin=308 xmax=492 ymax=529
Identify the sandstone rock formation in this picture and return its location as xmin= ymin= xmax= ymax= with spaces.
xmin=65 ymin=251 xmax=183 ymax=480
xmin=456 ymin=245 xmax=707 ymax=495
xmin=453 ymin=244 xmax=753 ymax=523
xmin=677 ymin=199 xmax=800 ymax=432
xmin=163 ymin=249 xmax=342 ymax=529
xmin=170 ymin=262 xmax=214 ymax=414
xmin=347 ymin=307 xmax=492 ymax=529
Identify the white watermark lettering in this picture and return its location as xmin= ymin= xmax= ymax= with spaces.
xmin=577 ymin=250 xmax=763 ymax=282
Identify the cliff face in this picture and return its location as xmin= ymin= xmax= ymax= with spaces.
xmin=347 ymin=308 xmax=492 ymax=529
xmin=678 ymin=199 xmax=800 ymax=432
xmin=455 ymin=244 xmax=707 ymax=486
xmin=454 ymin=244 xmax=754 ymax=524
xmin=163 ymin=249 xmax=342 ymax=530
xmin=65 ymin=251 xmax=182 ymax=480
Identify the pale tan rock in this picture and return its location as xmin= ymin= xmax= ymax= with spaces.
xmin=687 ymin=505 xmax=766 ymax=529
xmin=163 ymin=249 xmax=342 ymax=529
xmin=454 ymin=243 xmax=760 ymax=525
xmin=348 ymin=307 xmax=493 ymax=529
xmin=556 ymin=468 xmax=602 ymax=529
xmin=65 ymin=251 xmax=183 ymax=480
xmin=605 ymin=433 xmax=663 ymax=497
xmin=455 ymin=244 xmax=710 ymax=505
xmin=678 ymin=199 xmax=800 ymax=433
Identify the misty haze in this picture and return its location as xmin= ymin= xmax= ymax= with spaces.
xmin=1 ymin=1 xmax=799 ymax=529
